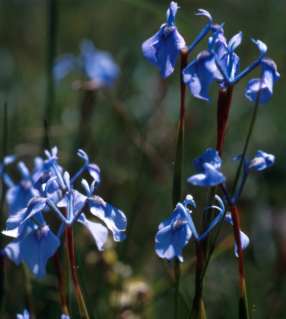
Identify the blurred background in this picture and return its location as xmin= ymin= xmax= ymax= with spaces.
xmin=0 ymin=0 xmax=286 ymax=318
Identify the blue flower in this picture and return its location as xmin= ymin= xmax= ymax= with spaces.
xmin=155 ymin=195 xmax=197 ymax=262
xmin=245 ymin=58 xmax=280 ymax=104
xmin=2 ymin=147 xmax=127 ymax=278
xmin=224 ymin=213 xmax=250 ymax=257
xmin=247 ymin=150 xmax=275 ymax=172
xmin=183 ymin=26 xmax=268 ymax=101
xmin=155 ymin=194 xmax=225 ymax=261
xmin=16 ymin=309 xmax=30 ymax=319
xmin=53 ymin=39 xmax=119 ymax=89
xmin=187 ymin=148 xmax=225 ymax=187
xmin=142 ymin=1 xmax=186 ymax=78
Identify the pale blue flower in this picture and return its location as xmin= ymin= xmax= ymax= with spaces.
xmin=188 ymin=148 xmax=225 ymax=187
xmin=142 ymin=1 xmax=186 ymax=78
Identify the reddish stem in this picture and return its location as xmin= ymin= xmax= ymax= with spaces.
xmin=230 ymin=204 xmax=245 ymax=295
xmin=216 ymin=86 xmax=234 ymax=155
xmin=66 ymin=226 xmax=90 ymax=319
xmin=53 ymin=252 xmax=70 ymax=315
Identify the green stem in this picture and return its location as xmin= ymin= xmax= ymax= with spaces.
xmin=172 ymin=48 xmax=188 ymax=319
xmin=66 ymin=226 xmax=90 ymax=319
xmin=232 ymin=92 xmax=260 ymax=195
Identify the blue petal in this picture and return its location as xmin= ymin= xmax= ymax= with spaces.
xmin=53 ymin=54 xmax=78 ymax=81
xmin=245 ymin=58 xmax=280 ymax=104
xmin=20 ymin=225 xmax=60 ymax=278
xmin=155 ymin=222 xmax=192 ymax=262
xmin=228 ymin=32 xmax=242 ymax=51
xmin=183 ymin=51 xmax=216 ymax=101
xmin=87 ymin=163 xmax=101 ymax=184
xmin=6 ymin=183 xmax=38 ymax=214
xmin=166 ymin=1 xmax=179 ymax=26
xmin=234 ymin=230 xmax=250 ymax=257
xmin=89 ymin=197 xmax=127 ymax=241
xmin=188 ymin=163 xmax=225 ymax=187
xmin=16 ymin=309 xmax=30 ymax=319
xmin=252 ymin=38 xmax=267 ymax=55
xmin=193 ymin=148 xmax=222 ymax=172
xmin=60 ymin=315 xmax=70 ymax=319
xmin=78 ymin=214 xmax=108 ymax=251
xmin=142 ymin=25 xmax=185 ymax=78
xmin=248 ymin=150 xmax=275 ymax=171
xmin=195 ymin=9 xmax=213 ymax=22
xmin=4 ymin=240 xmax=22 ymax=265
xmin=80 ymin=39 xmax=119 ymax=87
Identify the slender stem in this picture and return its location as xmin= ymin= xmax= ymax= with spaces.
xmin=221 ymin=185 xmax=249 ymax=318
xmin=53 ymin=251 xmax=70 ymax=316
xmin=66 ymin=226 xmax=90 ymax=319
xmin=172 ymin=48 xmax=188 ymax=319
xmin=232 ymin=93 xmax=260 ymax=195
xmin=216 ymin=86 xmax=234 ymax=155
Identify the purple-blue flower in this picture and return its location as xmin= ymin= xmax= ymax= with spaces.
xmin=155 ymin=195 xmax=197 ymax=262
xmin=245 ymin=58 xmax=280 ymax=104
xmin=2 ymin=147 xmax=127 ymax=278
xmin=53 ymin=39 xmax=119 ymax=89
xmin=155 ymin=194 xmax=225 ymax=261
xmin=187 ymin=148 xmax=225 ymax=187
xmin=183 ymin=25 xmax=270 ymax=102
xmin=142 ymin=1 xmax=186 ymax=78
xmin=247 ymin=150 xmax=275 ymax=172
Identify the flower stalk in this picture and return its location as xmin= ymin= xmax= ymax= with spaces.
xmin=65 ymin=226 xmax=90 ymax=319
xmin=216 ymin=86 xmax=234 ymax=155
xmin=172 ymin=48 xmax=188 ymax=319
xmin=53 ymin=251 xmax=70 ymax=316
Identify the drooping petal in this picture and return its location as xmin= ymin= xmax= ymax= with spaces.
xmin=224 ymin=213 xmax=250 ymax=257
xmin=183 ymin=51 xmax=216 ymax=101
xmin=234 ymin=230 xmax=250 ymax=258
xmin=78 ymin=214 xmax=108 ymax=251
xmin=188 ymin=163 xmax=225 ymax=187
xmin=20 ymin=225 xmax=60 ymax=278
xmin=245 ymin=58 xmax=280 ymax=104
xmin=155 ymin=222 xmax=192 ymax=262
xmin=142 ymin=25 xmax=186 ymax=78
xmin=89 ymin=197 xmax=127 ymax=241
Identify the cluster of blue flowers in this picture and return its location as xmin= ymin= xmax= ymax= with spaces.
xmin=142 ymin=1 xmax=279 ymax=103
xmin=154 ymin=147 xmax=275 ymax=262
xmin=1 ymin=147 xmax=127 ymax=279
